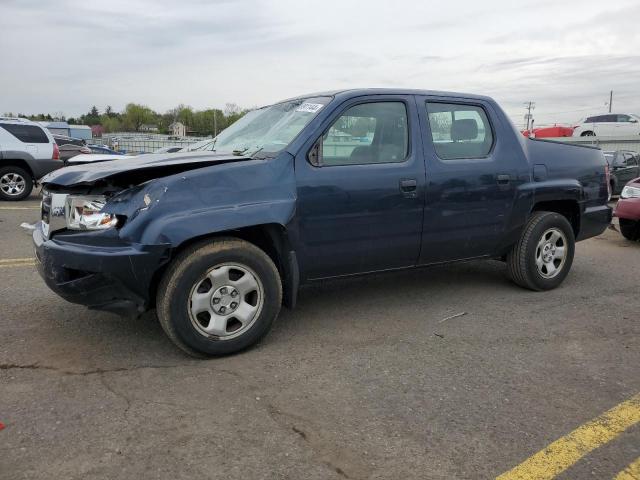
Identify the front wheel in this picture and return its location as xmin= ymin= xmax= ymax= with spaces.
xmin=507 ymin=212 xmax=575 ymax=291
xmin=0 ymin=166 xmax=33 ymax=201
xmin=157 ymin=238 xmax=282 ymax=357
xmin=619 ymin=219 xmax=640 ymax=241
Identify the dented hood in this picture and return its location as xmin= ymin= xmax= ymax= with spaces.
xmin=41 ymin=152 xmax=251 ymax=187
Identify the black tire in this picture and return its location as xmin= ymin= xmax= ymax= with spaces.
xmin=0 ymin=166 xmax=33 ymax=201
xmin=506 ymin=211 xmax=575 ymax=291
xmin=157 ymin=237 xmax=282 ymax=357
xmin=619 ymin=219 xmax=640 ymax=241
xmin=581 ymin=131 xmax=595 ymax=137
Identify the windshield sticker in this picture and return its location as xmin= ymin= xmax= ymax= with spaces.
xmin=296 ymin=103 xmax=324 ymax=113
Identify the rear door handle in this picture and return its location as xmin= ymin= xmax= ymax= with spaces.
xmin=497 ymin=174 xmax=511 ymax=184
xmin=400 ymin=179 xmax=418 ymax=197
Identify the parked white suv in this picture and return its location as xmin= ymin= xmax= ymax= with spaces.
xmin=572 ymin=113 xmax=640 ymax=137
xmin=0 ymin=117 xmax=62 ymax=200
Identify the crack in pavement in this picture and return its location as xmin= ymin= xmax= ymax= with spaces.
xmin=2 ymin=361 xmax=362 ymax=478
xmin=265 ymin=403 xmax=362 ymax=480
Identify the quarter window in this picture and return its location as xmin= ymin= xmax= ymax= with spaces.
xmin=0 ymin=123 xmax=49 ymax=143
xmin=320 ymin=102 xmax=408 ymax=166
xmin=425 ymin=102 xmax=493 ymax=160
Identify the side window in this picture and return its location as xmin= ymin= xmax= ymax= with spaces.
xmin=602 ymin=115 xmax=617 ymax=123
xmin=617 ymin=114 xmax=631 ymax=123
xmin=0 ymin=124 xmax=49 ymax=143
xmin=425 ymin=102 xmax=493 ymax=160
xmin=624 ymin=153 xmax=638 ymax=166
xmin=320 ymin=102 xmax=408 ymax=166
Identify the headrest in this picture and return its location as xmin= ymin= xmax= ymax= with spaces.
xmin=451 ymin=119 xmax=478 ymax=141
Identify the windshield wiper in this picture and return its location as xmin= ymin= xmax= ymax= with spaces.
xmin=232 ymin=146 xmax=263 ymax=157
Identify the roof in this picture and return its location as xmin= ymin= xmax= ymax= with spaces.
xmin=0 ymin=117 xmax=39 ymax=125
xmin=276 ymin=88 xmax=493 ymax=106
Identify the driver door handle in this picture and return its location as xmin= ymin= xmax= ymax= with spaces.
xmin=497 ymin=174 xmax=511 ymax=184
xmin=400 ymin=179 xmax=418 ymax=198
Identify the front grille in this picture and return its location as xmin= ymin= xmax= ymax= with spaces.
xmin=41 ymin=190 xmax=68 ymax=237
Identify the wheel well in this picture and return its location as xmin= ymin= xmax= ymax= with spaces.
xmin=532 ymin=200 xmax=580 ymax=236
xmin=0 ymin=159 xmax=34 ymax=178
xmin=148 ymin=224 xmax=294 ymax=309
xmin=580 ymin=131 xmax=594 ymax=137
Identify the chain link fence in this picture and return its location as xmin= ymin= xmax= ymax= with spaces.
xmin=91 ymin=133 xmax=211 ymax=154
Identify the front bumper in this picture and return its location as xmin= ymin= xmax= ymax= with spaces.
xmin=614 ymin=198 xmax=640 ymax=221
xmin=33 ymin=223 xmax=170 ymax=316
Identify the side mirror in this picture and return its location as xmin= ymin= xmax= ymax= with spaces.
xmin=307 ymin=140 xmax=323 ymax=167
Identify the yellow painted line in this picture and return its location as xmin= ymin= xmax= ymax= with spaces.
xmin=0 ymin=206 xmax=40 ymax=210
xmin=0 ymin=262 xmax=36 ymax=269
xmin=497 ymin=393 xmax=640 ymax=480
xmin=0 ymin=258 xmax=35 ymax=264
xmin=614 ymin=456 xmax=640 ymax=480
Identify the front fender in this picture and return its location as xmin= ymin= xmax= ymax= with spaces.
xmin=112 ymin=153 xmax=297 ymax=247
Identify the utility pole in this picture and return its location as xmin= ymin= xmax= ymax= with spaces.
xmin=524 ymin=101 xmax=535 ymax=132
xmin=213 ymin=110 xmax=217 ymax=137
xmin=609 ymin=90 xmax=613 ymax=113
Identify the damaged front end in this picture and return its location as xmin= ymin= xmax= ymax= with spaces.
xmin=33 ymin=152 xmax=253 ymax=316
xmin=33 ymin=151 xmax=297 ymax=316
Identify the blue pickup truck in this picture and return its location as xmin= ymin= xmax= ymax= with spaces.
xmin=34 ymin=89 xmax=612 ymax=356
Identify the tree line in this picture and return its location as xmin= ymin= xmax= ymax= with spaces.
xmin=4 ymin=103 xmax=248 ymax=136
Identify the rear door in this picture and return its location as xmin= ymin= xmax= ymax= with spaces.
xmin=295 ymin=95 xmax=425 ymax=279
xmin=598 ymin=114 xmax=618 ymax=136
xmin=416 ymin=96 xmax=523 ymax=263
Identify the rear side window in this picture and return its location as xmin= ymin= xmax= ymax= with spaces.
xmin=425 ymin=102 xmax=493 ymax=160
xmin=0 ymin=123 xmax=49 ymax=143
xmin=320 ymin=102 xmax=408 ymax=166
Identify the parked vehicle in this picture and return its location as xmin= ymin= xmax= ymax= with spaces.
xmin=614 ymin=178 xmax=640 ymax=241
xmin=53 ymin=135 xmax=92 ymax=162
xmin=153 ymin=146 xmax=183 ymax=154
xmin=88 ymin=145 xmax=124 ymax=155
xmin=603 ymin=150 xmax=640 ymax=195
xmin=572 ymin=114 xmax=640 ymax=137
xmin=33 ymin=89 xmax=612 ymax=356
xmin=66 ymin=153 xmax=133 ymax=165
xmin=521 ymin=126 xmax=574 ymax=138
xmin=0 ymin=117 xmax=62 ymax=200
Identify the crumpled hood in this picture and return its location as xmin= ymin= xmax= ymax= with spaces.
xmin=41 ymin=151 xmax=251 ymax=187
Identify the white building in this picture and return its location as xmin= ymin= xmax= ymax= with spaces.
xmin=169 ymin=122 xmax=186 ymax=137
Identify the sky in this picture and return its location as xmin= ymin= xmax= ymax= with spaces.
xmin=1 ymin=0 xmax=639 ymax=127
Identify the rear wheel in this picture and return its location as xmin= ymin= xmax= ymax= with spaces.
xmin=0 ymin=166 xmax=33 ymax=201
xmin=157 ymin=237 xmax=282 ymax=357
xmin=507 ymin=211 xmax=575 ymax=291
xmin=619 ymin=219 xmax=640 ymax=241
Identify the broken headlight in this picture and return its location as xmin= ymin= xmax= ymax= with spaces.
xmin=65 ymin=195 xmax=119 ymax=230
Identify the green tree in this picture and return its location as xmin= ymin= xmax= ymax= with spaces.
xmin=121 ymin=103 xmax=154 ymax=132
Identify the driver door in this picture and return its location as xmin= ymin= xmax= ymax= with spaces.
xmin=294 ymin=96 xmax=425 ymax=279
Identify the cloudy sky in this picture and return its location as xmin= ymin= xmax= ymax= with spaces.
xmin=1 ymin=0 xmax=639 ymax=127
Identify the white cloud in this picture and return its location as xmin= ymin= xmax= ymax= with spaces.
xmin=1 ymin=0 xmax=638 ymax=127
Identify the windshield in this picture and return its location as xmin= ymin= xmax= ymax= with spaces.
xmin=194 ymin=96 xmax=332 ymax=156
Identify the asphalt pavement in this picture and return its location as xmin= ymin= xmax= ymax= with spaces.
xmin=1 ymin=191 xmax=638 ymax=479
